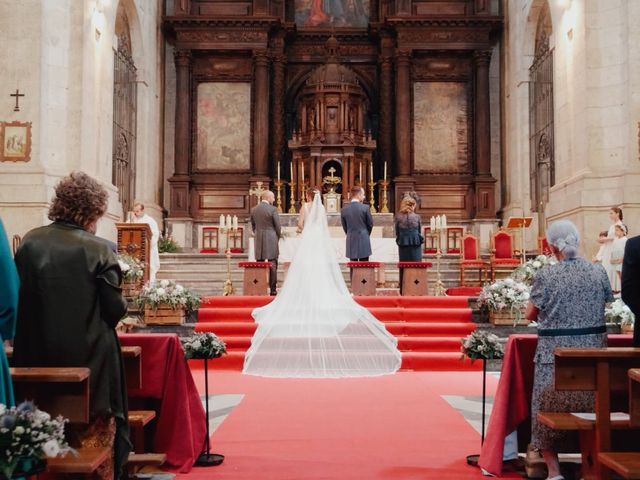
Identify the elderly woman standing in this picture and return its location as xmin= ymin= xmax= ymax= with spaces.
xmin=13 ymin=172 xmax=130 ymax=479
xmin=525 ymin=220 xmax=613 ymax=480
xmin=395 ymin=196 xmax=423 ymax=293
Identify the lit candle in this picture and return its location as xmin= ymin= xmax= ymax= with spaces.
xmin=219 ymin=214 xmax=226 ymax=229
xmin=290 ymin=162 xmax=294 ymax=181
xmin=359 ymin=162 xmax=363 ymax=183
xmin=435 ymin=215 xmax=441 ymax=230
xmin=301 ymin=162 xmax=305 ymax=184
xmin=430 ymin=216 xmax=435 ymax=231
xmin=233 ymin=215 xmax=238 ymax=230
xmin=277 ymin=161 xmax=281 ymax=181
xmin=370 ymin=162 xmax=373 ymax=182
xmin=226 ymin=214 xmax=232 ymax=228
xmin=442 ymin=214 xmax=447 ymax=229
xmin=384 ymin=161 xmax=387 ymax=181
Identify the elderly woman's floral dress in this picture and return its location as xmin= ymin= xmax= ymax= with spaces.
xmin=529 ymin=257 xmax=613 ymax=450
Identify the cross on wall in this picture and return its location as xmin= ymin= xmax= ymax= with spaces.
xmin=10 ymin=89 xmax=24 ymax=112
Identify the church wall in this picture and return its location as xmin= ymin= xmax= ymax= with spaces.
xmin=0 ymin=0 xmax=164 ymax=244
xmin=503 ymin=0 xmax=640 ymax=259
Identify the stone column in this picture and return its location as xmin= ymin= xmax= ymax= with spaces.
xmin=473 ymin=50 xmax=496 ymax=218
xmin=253 ymin=50 xmax=270 ymax=178
xmin=394 ymin=50 xmax=415 ymax=205
xmin=270 ymin=53 xmax=286 ymax=172
xmin=168 ymin=49 xmax=191 ymax=218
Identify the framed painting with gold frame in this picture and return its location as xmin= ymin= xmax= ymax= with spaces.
xmin=1 ymin=121 xmax=32 ymax=162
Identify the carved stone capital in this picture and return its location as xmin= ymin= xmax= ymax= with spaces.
xmin=395 ymin=50 xmax=412 ymax=66
xmin=253 ymin=50 xmax=270 ymax=68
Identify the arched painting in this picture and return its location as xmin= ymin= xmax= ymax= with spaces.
xmin=295 ymin=0 xmax=370 ymax=28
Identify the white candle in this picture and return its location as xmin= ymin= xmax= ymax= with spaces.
xmin=370 ymin=162 xmax=373 ymax=182
xmin=384 ymin=161 xmax=387 ymax=181
xmin=226 ymin=214 xmax=232 ymax=228
xmin=219 ymin=214 xmax=225 ymax=229
xmin=301 ymin=162 xmax=305 ymax=183
xmin=435 ymin=216 xmax=441 ymax=230
xmin=290 ymin=162 xmax=293 ymax=181
xmin=430 ymin=216 xmax=435 ymax=231
xmin=233 ymin=215 xmax=238 ymax=230
xmin=277 ymin=161 xmax=281 ymax=181
xmin=442 ymin=214 xmax=447 ymax=229
xmin=359 ymin=162 xmax=363 ymax=183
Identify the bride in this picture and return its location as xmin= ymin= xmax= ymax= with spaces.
xmin=242 ymin=191 xmax=402 ymax=378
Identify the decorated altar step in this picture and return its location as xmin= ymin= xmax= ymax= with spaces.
xmin=198 ymin=306 xmax=472 ymax=323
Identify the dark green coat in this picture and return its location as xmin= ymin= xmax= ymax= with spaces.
xmin=13 ymin=221 xmax=131 ymax=476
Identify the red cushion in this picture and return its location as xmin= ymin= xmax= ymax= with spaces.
xmin=347 ymin=262 xmax=381 ymax=268
xmin=462 ymin=236 xmax=478 ymax=260
xmin=397 ymin=262 xmax=433 ymax=269
xmin=461 ymin=260 xmax=487 ymax=267
xmin=492 ymin=258 xmax=520 ymax=265
xmin=239 ymin=261 xmax=272 ymax=268
xmin=494 ymin=232 xmax=513 ymax=259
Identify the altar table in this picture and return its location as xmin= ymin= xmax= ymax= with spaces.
xmin=478 ymin=334 xmax=634 ymax=477
xmin=118 ymin=334 xmax=206 ymax=473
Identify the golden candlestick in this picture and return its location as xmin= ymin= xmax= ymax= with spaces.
xmin=287 ymin=180 xmax=297 ymax=214
xmin=432 ymin=227 xmax=447 ymax=297
xmin=368 ymin=179 xmax=377 ymax=214
xmin=378 ymin=179 xmax=390 ymax=214
xmin=221 ymin=226 xmax=238 ymax=296
xmin=274 ymin=179 xmax=284 ymax=213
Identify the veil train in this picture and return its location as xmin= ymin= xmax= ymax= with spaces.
xmin=242 ymin=193 xmax=402 ymax=378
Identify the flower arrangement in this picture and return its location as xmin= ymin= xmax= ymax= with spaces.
xmin=135 ymin=279 xmax=200 ymax=313
xmin=605 ymin=299 xmax=635 ymax=326
xmin=477 ymin=278 xmax=531 ymax=312
xmin=181 ymin=332 xmax=227 ymax=360
xmin=461 ymin=330 xmax=505 ymax=362
xmin=158 ymin=235 xmax=180 ymax=253
xmin=0 ymin=401 xmax=71 ymax=478
xmin=513 ymin=255 xmax=556 ymax=285
xmin=117 ymin=254 xmax=144 ymax=283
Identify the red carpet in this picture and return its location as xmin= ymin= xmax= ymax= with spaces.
xmin=176 ymin=370 xmax=519 ymax=480
xmin=196 ymin=296 xmax=480 ymax=371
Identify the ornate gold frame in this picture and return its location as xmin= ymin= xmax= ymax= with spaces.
xmin=0 ymin=121 xmax=32 ymax=162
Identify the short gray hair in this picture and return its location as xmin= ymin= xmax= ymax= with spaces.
xmin=546 ymin=219 xmax=580 ymax=259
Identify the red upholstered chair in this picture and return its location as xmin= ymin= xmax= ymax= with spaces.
xmin=538 ymin=236 xmax=552 ymax=256
xmin=459 ymin=234 xmax=488 ymax=286
xmin=490 ymin=230 xmax=520 ymax=281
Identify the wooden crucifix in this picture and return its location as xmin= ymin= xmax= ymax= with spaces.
xmin=10 ymin=89 xmax=24 ymax=112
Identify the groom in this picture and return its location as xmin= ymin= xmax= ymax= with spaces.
xmin=341 ymin=186 xmax=373 ymax=273
xmin=251 ymin=190 xmax=281 ymax=296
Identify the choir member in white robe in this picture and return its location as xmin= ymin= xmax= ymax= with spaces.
xmin=130 ymin=203 xmax=160 ymax=283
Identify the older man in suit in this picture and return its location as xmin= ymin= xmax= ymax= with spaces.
xmin=251 ymin=190 xmax=281 ymax=296
xmin=341 ymin=186 xmax=373 ymax=275
xmin=621 ymin=234 xmax=640 ymax=346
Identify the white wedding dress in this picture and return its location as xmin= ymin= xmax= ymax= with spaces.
xmin=242 ymin=194 xmax=402 ymax=378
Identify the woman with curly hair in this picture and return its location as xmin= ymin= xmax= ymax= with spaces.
xmin=395 ymin=196 xmax=423 ymax=293
xmin=13 ymin=171 xmax=130 ymax=480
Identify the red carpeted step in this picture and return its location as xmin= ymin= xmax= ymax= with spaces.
xmin=355 ymin=296 xmax=470 ymax=308
xmin=446 ymin=286 xmax=482 ymax=297
xmin=198 ymin=307 xmax=255 ymax=322
xmin=396 ymin=336 xmax=464 ymax=352
xmin=385 ymin=322 xmax=475 ymax=336
xmin=367 ymin=307 xmax=472 ymax=323
xmin=188 ymin=352 xmax=246 ymax=370
xmin=218 ymin=336 xmax=253 ymax=349
xmin=400 ymin=352 xmax=481 ymax=371
xmin=201 ymin=296 xmax=273 ymax=308
xmin=195 ymin=321 xmax=257 ymax=335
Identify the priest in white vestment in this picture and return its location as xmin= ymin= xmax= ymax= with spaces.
xmin=129 ymin=203 xmax=160 ymax=283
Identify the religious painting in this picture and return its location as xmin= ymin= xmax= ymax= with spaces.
xmin=196 ymin=82 xmax=251 ymax=171
xmin=0 ymin=121 xmax=32 ymax=162
xmin=413 ymin=82 xmax=469 ymax=174
xmin=295 ymin=0 xmax=370 ymax=28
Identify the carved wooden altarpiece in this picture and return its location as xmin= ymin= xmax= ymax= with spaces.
xmin=164 ymin=0 xmax=502 ymax=246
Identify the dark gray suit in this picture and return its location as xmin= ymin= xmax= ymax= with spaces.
xmin=622 ymin=235 xmax=640 ymax=346
xmin=341 ymin=200 xmax=373 ymax=261
xmin=251 ymin=201 xmax=281 ymax=294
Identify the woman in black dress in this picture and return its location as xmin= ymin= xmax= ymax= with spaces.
xmin=395 ymin=196 xmax=423 ymax=292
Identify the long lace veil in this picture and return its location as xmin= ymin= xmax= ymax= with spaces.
xmin=242 ymin=193 xmax=402 ymax=378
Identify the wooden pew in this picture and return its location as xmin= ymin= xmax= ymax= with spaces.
xmin=10 ymin=367 xmax=90 ymax=424
xmin=47 ymin=447 xmax=111 ymax=475
xmin=121 ymin=346 xmax=142 ymax=390
xmin=538 ymin=348 xmax=640 ymax=480
xmin=598 ymin=368 xmax=640 ymax=479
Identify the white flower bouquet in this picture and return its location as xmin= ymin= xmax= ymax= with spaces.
xmin=0 ymin=401 xmax=71 ymax=478
xmin=135 ymin=279 xmax=200 ymax=313
xmin=117 ymin=254 xmax=144 ymax=283
xmin=461 ymin=330 xmax=505 ymax=362
xmin=513 ymin=255 xmax=556 ymax=285
xmin=605 ymin=298 xmax=635 ymax=326
xmin=181 ymin=332 xmax=227 ymax=360
xmin=477 ymin=278 xmax=531 ymax=312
